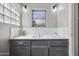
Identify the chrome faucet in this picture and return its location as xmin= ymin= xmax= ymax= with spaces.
xmin=38 ymin=34 xmax=40 ymax=38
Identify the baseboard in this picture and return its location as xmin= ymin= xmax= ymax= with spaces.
xmin=0 ymin=53 xmax=9 ymax=56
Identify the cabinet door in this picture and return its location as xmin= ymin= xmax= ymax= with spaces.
xmin=48 ymin=39 xmax=68 ymax=47
xmin=31 ymin=47 xmax=48 ymax=56
xmin=31 ymin=40 xmax=48 ymax=46
xmin=10 ymin=40 xmax=30 ymax=47
xmin=10 ymin=47 xmax=30 ymax=56
xmin=49 ymin=47 xmax=68 ymax=56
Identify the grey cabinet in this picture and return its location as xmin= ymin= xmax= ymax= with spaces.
xmin=31 ymin=47 xmax=48 ymax=56
xmin=10 ymin=47 xmax=30 ymax=56
xmin=49 ymin=47 xmax=68 ymax=56
xmin=10 ymin=40 xmax=30 ymax=56
xmin=31 ymin=40 xmax=48 ymax=56
xmin=48 ymin=40 xmax=69 ymax=56
xmin=10 ymin=40 xmax=30 ymax=47
xmin=9 ymin=39 xmax=69 ymax=56
xmin=31 ymin=40 xmax=48 ymax=46
xmin=48 ymin=40 xmax=68 ymax=47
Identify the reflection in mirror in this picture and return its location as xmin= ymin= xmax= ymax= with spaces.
xmin=32 ymin=10 xmax=46 ymax=27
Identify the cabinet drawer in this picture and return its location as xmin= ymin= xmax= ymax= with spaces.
xmin=10 ymin=47 xmax=30 ymax=56
xmin=49 ymin=40 xmax=68 ymax=47
xmin=49 ymin=47 xmax=68 ymax=52
xmin=31 ymin=40 xmax=48 ymax=46
xmin=10 ymin=40 xmax=30 ymax=47
xmin=49 ymin=47 xmax=68 ymax=56
xmin=31 ymin=47 xmax=48 ymax=56
xmin=49 ymin=51 xmax=68 ymax=56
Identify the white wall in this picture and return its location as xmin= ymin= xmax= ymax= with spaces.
xmin=22 ymin=28 xmax=57 ymax=36
xmin=74 ymin=3 xmax=78 ymax=56
xmin=57 ymin=3 xmax=73 ymax=56
xmin=0 ymin=23 xmax=10 ymax=56
xmin=57 ymin=3 xmax=78 ymax=56
xmin=0 ymin=23 xmax=20 ymax=56
xmin=57 ymin=3 xmax=69 ymax=38
xmin=22 ymin=3 xmax=57 ymax=28
xmin=10 ymin=27 xmax=21 ymax=38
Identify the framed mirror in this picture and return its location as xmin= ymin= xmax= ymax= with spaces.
xmin=32 ymin=10 xmax=46 ymax=27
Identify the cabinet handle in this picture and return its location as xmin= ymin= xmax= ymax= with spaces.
xmin=18 ymin=42 xmax=24 ymax=44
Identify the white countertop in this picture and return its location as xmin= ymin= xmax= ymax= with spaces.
xmin=11 ymin=34 xmax=68 ymax=39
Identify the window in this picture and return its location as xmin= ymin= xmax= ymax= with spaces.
xmin=0 ymin=3 xmax=21 ymax=26
xmin=11 ymin=3 xmax=21 ymax=26
xmin=0 ymin=4 xmax=3 ymax=22
xmin=4 ymin=8 xmax=12 ymax=17
xmin=0 ymin=14 xmax=3 ymax=22
xmin=32 ymin=10 xmax=46 ymax=27
xmin=0 ymin=4 xmax=3 ymax=14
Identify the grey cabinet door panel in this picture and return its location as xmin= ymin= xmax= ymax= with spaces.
xmin=10 ymin=40 xmax=30 ymax=47
xmin=49 ymin=47 xmax=68 ymax=56
xmin=10 ymin=47 xmax=30 ymax=56
xmin=31 ymin=47 xmax=48 ymax=56
xmin=49 ymin=40 xmax=68 ymax=47
xmin=31 ymin=40 xmax=48 ymax=46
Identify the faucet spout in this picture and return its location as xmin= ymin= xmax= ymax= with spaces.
xmin=38 ymin=34 xmax=40 ymax=38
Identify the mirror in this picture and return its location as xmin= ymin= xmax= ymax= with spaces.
xmin=32 ymin=10 xmax=46 ymax=27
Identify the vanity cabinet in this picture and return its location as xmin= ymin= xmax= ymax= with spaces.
xmin=31 ymin=47 xmax=48 ymax=56
xmin=10 ymin=40 xmax=30 ymax=56
xmin=9 ymin=39 xmax=69 ymax=56
xmin=48 ymin=40 xmax=68 ymax=56
xmin=31 ymin=40 xmax=48 ymax=56
xmin=10 ymin=47 xmax=30 ymax=56
xmin=49 ymin=47 xmax=68 ymax=56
